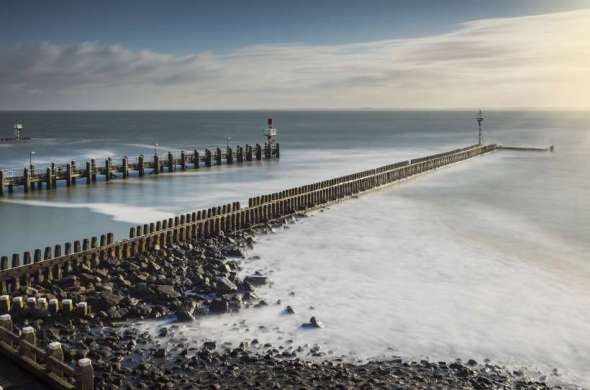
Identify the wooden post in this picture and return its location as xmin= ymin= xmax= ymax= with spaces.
xmin=226 ymin=147 xmax=233 ymax=164
xmin=215 ymin=148 xmax=222 ymax=165
xmin=180 ymin=151 xmax=186 ymax=170
xmin=62 ymin=299 xmax=73 ymax=315
xmin=205 ymin=149 xmax=212 ymax=167
xmin=12 ymin=254 xmax=20 ymax=268
xmin=12 ymin=297 xmax=23 ymax=315
xmin=255 ymin=144 xmax=262 ymax=160
xmin=0 ymin=170 xmax=3 ymax=196
xmin=85 ymin=161 xmax=91 ymax=184
xmin=48 ymin=342 xmax=64 ymax=378
xmin=1 ymin=256 xmax=7 ymax=271
xmin=153 ymin=154 xmax=160 ymax=174
xmin=105 ymin=159 xmax=111 ymax=181
xmin=122 ymin=157 xmax=129 ymax=178
xmin=37 ymin=297 xmax=48 ymax=312
xmin=168 ymin=152 xmax=175 ymax=172
xmin=275 ymin=143 xmax=280 ymax=158
xmin=0 ymin=295 xmax=9 ymax=315
xmin=70 ymin=161 xmax=77 ymax=185
xmin=246 ymin=145 xmax=253 ymax=161
xmin=0 ymin=314 xmax=13 ymax=347
xmin=76 ymin=302 xmax=89 ymax=318
xmin=48 ymin=299 xmax=59 ymax=315
xmin=20 ymin=326 xmax=36 ymax=363
xmin=77 ymin=358 xmax=94 ymax=390
xmin=138 ymin=155 xmax=145 ymax=177
xmin=193 ymin=150 xmax=199 ymax=169
xmin=23 ymin=167 xmax=30 ymax=193
xmin=90 ymin=159 xmax=97 ymax=183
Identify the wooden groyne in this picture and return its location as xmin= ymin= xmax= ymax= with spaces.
xmin=0 ymin=143 xmax=496 ymax=390
xmin=0 ymin=142 xmax=279 ymax=196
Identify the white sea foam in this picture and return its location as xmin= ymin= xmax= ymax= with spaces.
xmin=0 ymin=199 xmax=177 ymax=224
xmin=137 ymin=154 xmax=590 ymax=387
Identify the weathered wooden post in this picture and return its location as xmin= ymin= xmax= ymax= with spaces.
xmin=153 ymin=154 xmax=160 ymax=175
xmin=20 ymin=326 xmax=36 ymax=363
xmin=205 ymin=149 xmax=212 ymax=167
xmin=215 ymin=148 xmax=222 ymax=165
xmin=48 ymin=341 xmax=64 ymax=378
xmin=70 ymin=161 xmax=78 ymax=185
xmin=90 ymin=159 xmax=97 ymax=183
xmin=0 ymin=314 xmax=13 ymax=346
xmin=76 ymin=302 xmax=89 ymax=318
xmin=0 ymin=296 xmax=9 ymax=315
xmin=23 ymin=167 xmax=30 ymax=193
xmin=226 ymin=147 xmax=233 ymax=164
xmin=23 ymin=252 xmax=31 ymax=265
xmin=0 ymin=256 xmax=8 ymax=271
xmin=193 ymin=150 xmax=199 ymax=169
xmin=138 ymin=154 xmax=145 ymax=177
xmin=264 ymin=143 xmax=271 ymax=159
xmin=37 ymin=297 xmax=48 ymax=312
xmin=12 ymin=297 xmax=24 ymax=315
xmin=274 ymin=143 xmax=280 ymax=158
xmin=255 ymin=144 xmax=262 ymax=160
xmin=77 ymin=358 xmax=94 ymax=390
xmin=246 ymin=145 xmax=253 ymax=161
xmin=180 ymin=151 xmax=186 ymax=170
xmin=237 ymin=146 xmax=243 ymax=163
xmin=62 ymin=299 xmax=73 ymax=315
xmin=168 ymin=152 xmax=175 ymax=172
xmin=122 ymin=157 xmax=129 ymax=178
xmin=0 ymin=170 xmax=3 ymax=196
xmin=85 ymin=161 xmax=92 ymax=184
xmin=12 ymin=254 xmax=20 ymax=268
xmin=48 ymin=298 xmax=59 ymax=315
xmin=105 ymin=158 xmax=111 ymax=181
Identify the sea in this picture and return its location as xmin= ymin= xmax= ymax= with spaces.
xmin=0 ymin=111 xmax=589 ymax=386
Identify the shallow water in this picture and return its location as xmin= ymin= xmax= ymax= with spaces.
xmin=1 ymin=111 xmax=589 ymax=385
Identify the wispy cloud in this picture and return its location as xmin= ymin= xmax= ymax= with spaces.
xmin=1 ymin=9 xmax=589 ymax=109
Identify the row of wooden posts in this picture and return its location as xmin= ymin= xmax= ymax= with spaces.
xmin=0 ymin=314 xmax=93 ymax=390
xmin=0 ymin=143 xmax=496 ymax=390
xmin=0 ymin=142 xmax=280 ymax=195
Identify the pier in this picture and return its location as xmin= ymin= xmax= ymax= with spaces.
xmin=0 ymin=142 xmax=280 ymax=196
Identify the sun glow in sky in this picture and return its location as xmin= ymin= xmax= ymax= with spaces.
xmin=1 ymin=1 xmax=590 ymax=110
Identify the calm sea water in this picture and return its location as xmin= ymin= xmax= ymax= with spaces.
xmin=1 ymin=111 xmax=589 ymax=385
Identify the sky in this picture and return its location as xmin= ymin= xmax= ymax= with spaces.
xmin=1 ymin=0 xmax=590 ymax=110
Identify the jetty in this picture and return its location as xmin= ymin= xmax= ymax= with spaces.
xmin=0 ymin=118 xmax=281 ymax=196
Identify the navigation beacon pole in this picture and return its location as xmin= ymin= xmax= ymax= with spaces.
xmin=476 ymin=109 xmax=484 ymax=145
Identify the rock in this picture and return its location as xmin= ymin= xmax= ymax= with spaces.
xmin=59 ymin=275 xmax=79 ymax=289
xmin=203 ymin=341 xmax=216 ymax=351
xmin=158 ymin=328 xmax=168 ymax=338
xmin=301 ymin=316 xmax=324 ymax=329
xmin=154 ymin=284 xmax=179 ymax=299
xmin=244 ymin=275 xmax=267 ymax=286
xmin=175 ymin=308 xmax=195 ymax=322
xmin=285 ymin=306 xmax=295 ymax=314
xmin=209 ymin=298 xmax=229 ymax=314
xmin=215 ymin=277 xmax=238 ymax=294
xmin=155 ymin=348 xmax=166 ymax=358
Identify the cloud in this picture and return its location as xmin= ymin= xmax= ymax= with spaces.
xmin=1 ymin=9 xmax=589 ymax=109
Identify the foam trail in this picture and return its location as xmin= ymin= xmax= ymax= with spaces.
xmin=0 ymin=199 xmax=177 ymax=224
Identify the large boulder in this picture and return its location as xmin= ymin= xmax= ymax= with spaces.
xmin=215 ymin=277 xmax=238 ymax=294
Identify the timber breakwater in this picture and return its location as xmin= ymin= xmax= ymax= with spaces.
xmin=0 ymin=143 xmax=562 ymax=389
xmin=0 ymin=142 xmax=280 ymax=196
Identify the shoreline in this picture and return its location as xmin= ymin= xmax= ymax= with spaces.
xmin=0 ymin=215 xmax=580 ymax=389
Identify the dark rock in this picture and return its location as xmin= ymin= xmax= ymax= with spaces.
xmin=301 ymin=316 xmax=324 ymax=329
xmin=285 ymin=306 xmax=295 ymax=314
xmin=244 ymin=275 xmax=267 ymax=286
xmin=215 ymin=277 xmax=238 ymax=294
xmin=154 ymin=284 xmax=180 ymax=299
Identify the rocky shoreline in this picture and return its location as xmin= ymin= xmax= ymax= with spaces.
xmin=6 ymin=216 xmax=578 ymax=389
